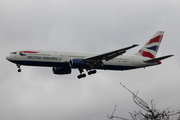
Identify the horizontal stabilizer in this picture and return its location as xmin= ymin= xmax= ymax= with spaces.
xmin=144 ymin=55 xmax=174 ymax=63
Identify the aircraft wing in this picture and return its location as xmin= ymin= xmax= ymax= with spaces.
xmin=83 ymin=44 xmax=138 ymax=62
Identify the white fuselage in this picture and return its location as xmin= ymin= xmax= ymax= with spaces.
xmin=6 ymin=31 xmax=171 ymax=78
xmin=6 ymin=50 xmax=158 ymax=71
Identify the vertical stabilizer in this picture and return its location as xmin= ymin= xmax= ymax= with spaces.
xmin=134 ymin=31 xmax=164 ymax=59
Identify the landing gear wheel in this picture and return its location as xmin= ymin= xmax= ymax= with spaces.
xmin=92 ymin=70 xmax=97 ymax=74
xmin=88 ymin=72 xmax=92 ymax=75
xmin=16 ymin=64 xmax=21 ymax=72
xmin=77 ymin=75 xmax=81 ymax=79
xmin=18 ymin=69 xmax=21 ymax=72
xmin=77 ymin=74 xmax=86 ymax=79
xmin=82 ymin=74 xmax=86 ymax=77
xmin=77 ymin=68 xmax=86 ymax=79
xmin=88 ymin=70 xmax=97 ymax=75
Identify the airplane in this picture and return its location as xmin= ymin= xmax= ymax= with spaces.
xmin=6 ymin=31 xmax=173 ymax=79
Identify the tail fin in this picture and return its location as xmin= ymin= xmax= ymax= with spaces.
xmin=134 ymin=31 xmax=164 ymax=59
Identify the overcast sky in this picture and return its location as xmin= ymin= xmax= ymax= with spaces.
xmin=1 ymin=0 xmax=180 ymax=120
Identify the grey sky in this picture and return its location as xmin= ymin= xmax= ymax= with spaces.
xmin=1 ymin=0 xmax=180 ymax=120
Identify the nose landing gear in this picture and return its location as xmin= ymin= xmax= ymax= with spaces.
xmin=18 ymin=69 xmax=21 ymax=72
xmin=16 ymin=64 xmax=21 ymax=72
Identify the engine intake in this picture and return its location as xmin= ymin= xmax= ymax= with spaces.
xmin=52 ymin=67 xmax=71 ymax=75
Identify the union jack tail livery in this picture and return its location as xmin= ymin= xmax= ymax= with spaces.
xmin=134 ymin=31 xmax=164 ymax=59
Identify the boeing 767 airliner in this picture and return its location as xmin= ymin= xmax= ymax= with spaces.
xmin=6 ymin=31 xmax=173 ymax=79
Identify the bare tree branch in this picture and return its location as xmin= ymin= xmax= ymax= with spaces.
xmin=107 ymin=105 xmax=130 ymax=120
xmin=107 ymin=83 xmax=180 ymax=120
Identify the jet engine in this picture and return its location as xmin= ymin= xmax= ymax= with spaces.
xmin=52 ymin=67 xmax=71 ymax=75
xmin=69 ymin=59 xmax=87 ymax=68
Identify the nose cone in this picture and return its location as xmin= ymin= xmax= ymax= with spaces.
xmin=6 ymin=56 xmax=12 ymax=61
xmin=6 ymin=56 xmax=10 ymax=60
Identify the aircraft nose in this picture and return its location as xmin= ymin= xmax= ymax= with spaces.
xmin=6 ymin=56 xmax=10 ymax=60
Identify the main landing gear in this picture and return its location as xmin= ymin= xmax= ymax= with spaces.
xmin=77 ymin=68 xmax=97 ymax=79
xmin=87 ymin=70 xmax=96 ymax=75
xmin=77 ymin=68 xmax=86 ymax=79
xmin=16 ymin=64 xmax=21 ymax=72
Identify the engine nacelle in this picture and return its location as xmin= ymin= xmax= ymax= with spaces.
xmin=69 ymin=59 xmax=87 ymax=68
xmin=52 ymin=67 xmax=71 ymax=75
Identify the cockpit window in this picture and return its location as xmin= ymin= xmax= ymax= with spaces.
xmin=10 ymin=52 xmax=17 ymax=54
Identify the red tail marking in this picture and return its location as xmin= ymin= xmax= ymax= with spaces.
xmin=145 ymin=35 xmax=163 ymax=45
xmin=139 ymin=49 xmax=155 ymax=59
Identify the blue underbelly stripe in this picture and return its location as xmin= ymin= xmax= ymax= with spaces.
xmin=10 ymin=60 xmax=140 ymax=70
